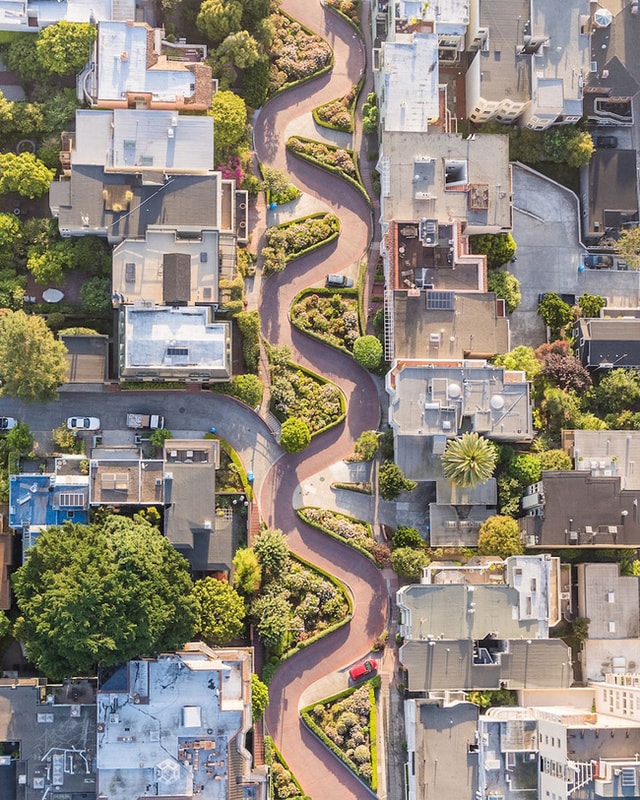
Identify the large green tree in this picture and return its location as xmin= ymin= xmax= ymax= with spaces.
xmin=251 ymin=590 xmax=291 ymax=649
xmin=0 ymin=311 xmax=67 ymax=402
xmin=253 ymin=528 xmax=289 ymax=583
xmin=487 ymin=269 xmax=521 ymax=313
xmin=378 ymin=461 xmax=417 ymax=500
xmin=441 ymin=433 xmax=497 ymax=488
xmin=493 ymin=345 xmax=540 ymax=381
xmin=470 ymin=232 xmax=516 ymax=268
xmin=197 ymin=0 xmax=244 ymax=46
xmin=12 ymin=517 xmax=196 ymax=679
xmin=251 ymin=673 xmax=269 ymax=720
xmin=390 ymin=547 xmax=429 ymax=580
xmin=36 ymin=21 xmax=96 ymax=75
xmin=477 ymin=515 xmax=524 ymax=558
xmin=537 ymin=293 xmax=574 ymax=337
xmin=192 ymin=577 xmax=246 ymax=645
xmin=0 ymin=153 xmax=54 ymax=199
xmin=232 ymin=548 xmax=262 ymax=595
xmin=618 ymin=227 xmax=640 ymax=269
xmin=209 ymin=90 xmax=247 ymax=161
xmin=353 ymin=335 xmax=383 ymax=370
xmin=280 ymin=417 xmax=311 ymax=453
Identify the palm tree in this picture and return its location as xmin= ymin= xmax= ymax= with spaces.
xmin=441 ymin=432 xmax=497 ymax=488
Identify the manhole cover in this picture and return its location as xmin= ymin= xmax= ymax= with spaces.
xmin=179 ymin=407 xmax=185 ymax=413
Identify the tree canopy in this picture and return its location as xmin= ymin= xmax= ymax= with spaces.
xmin=0 ymin=311 xmax=68 ymax=402
xmin=251 ymin=673 xmax=269 ymax=720
xmin=197 ymin=0 xmax=244 ymax=46
xmin=253 ymin=528 xmax=289 ymax=583
xmin=487 ymin=269 xmax=521 ymax=313
xmin=477 ymin=515 xmax=524 ymax=559
xmin=209 ymin=90 xmax=247 ymax=161
xmin=280 ymin=417 xmax=311 ymax=452
xmin=12 ymin=516 xmax=196 ymax=679
xmin=469 ymin=232 xmax=517 ymax=268
xmin=390 ymin=547 xmax=429 ymax=580
xmin=537 ymin=293 xmax=574 ymax=337
xmin=378 ymin=461 xmax=417 ymax=500
xmin=0 ymin=153 xmax=54 ymax=199
xmin=36 ymin=21 xmax=96 ymax=75
xmin=441 ymin=433 xmax=497 ymax=488
xmin=617 ymin=227 xmax=640 ymax=269
xmin=493 ymin=345 xmax=541 ymax=382
xmin=353 ymin=335 xmax=383 ymax=370
xmin=192 ymin=577 xmax=246 ymax=645
xmin=232 ymin=548 xmax=262 ymax=595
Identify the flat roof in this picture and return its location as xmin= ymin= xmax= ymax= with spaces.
xmin=392 ymin=291 xmax=509 ymax=360
xmin=113 ymin=227 xmax=219 ymax=305
xmin=97 ymin=645 xmax=254 ymax=800
xmin=387 ymin=362 xmax=533 ymax=440
xmin=587 ymin=150 xmax=639 ymax=237
xmin=97 ymin=21 xmax=200 ymax=104
xmin=428 ymin=503 xmax=495 ymax=547
xmin=476 ymin=0 xmax=532 ymax=104
xmin=577 ymin=563 xmax=640 ymax=639
xmin=565 ymin=429 xmax=640 ymax=490
xmin=73 ymin=109 xmax=214 ymax=174
xmin=62 ymin=333 xmax=109 ymax=383
xmin=90 ymin=458 xmax=164 ymax=505
xmin=122 ymin=306 xmax=230 ymax=380
xmin=9 ymin=473 xmax=89 ymax=531
xmin=381 ymin=35 xmax=439 ymax=132
xmin=0 ymin=679 xmax=97 ymax=800
xmin=0 ymin=0 xmax=133 ymax=29
xmin=380 ymin=131 xmax=511 ymax=230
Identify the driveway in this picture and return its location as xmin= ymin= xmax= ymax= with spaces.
xmin=510 ymin=164 xmax=640 ymax=348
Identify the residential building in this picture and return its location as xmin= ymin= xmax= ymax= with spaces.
xmin=163 ymin=439 xmax=238 ymax=577
xmin=466 ymin=0 xmax=592 ymax=129
xmin=50 ymin=109 xmax=246 ymax=246
xmin=112 ymin=227 xmax=223 ymax=307
xmin=9 ymin=457 xmax=90 ymax=562
xmin=96 ymin=642 xmax=266 ymax=800
xmin=398 ymin=555 xmax=570 ymax=692
xmin=574 ymin=317 xmax=640 ymax=370
xmin=386 ymin=359 xmax=533 ymax=481
xmin=118 ymin=304 xmax=231 ymax=382
xmin=0 ymin=675 xmax=97 ymax=799
xmin=477 ymin=706 xmax=539 ymax=800
xmin=521 ymin=471 xmax=640 ymax=548
xmin=563 ymin=429 xmax=640 ymax=490
xmin=577 ymin=563 xmax=640 ymax=640
xmin=0 ymin=0 xmax=133 ymax=32
xmin=84 ymin=21 xmax=213 ymax=111
xmin=404 ymin=696 xmax=479 ymax=800
xmin=90 ymin=451 xmax=165 ymax=506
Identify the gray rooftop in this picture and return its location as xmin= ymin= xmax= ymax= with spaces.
xmin=392 ymin=291 xmax=509 ymax=360
xmin=400 ymin=638 xmax=572 ymax=691
xmin=121 ymin=306 xmax=231 ymax=381
xmin=577 ymin=563 xmax=640 ymax=640
xmin=97 ymin=644 xmax=255 ymax=800
xmin=379 ymin=131 xmax=512 ymax=231
xmin=476 ymin=0 xmax=532 ymax=104
xmin=73 ymin=110 xmax=214 ymax=173
xmin=408 ymin=700 xmax=478 ymax=799
xmin=0 ymin=677 xmax=97 ymax=800
xmin=386 ymin=361 xmax=533 ymax=443
xmin=565 ymin=430 xmax=640 ymax=491
xmin=90 ymin=457 xmax=164 ymax=505
xmin=0 ymin=0 xmax=133 ymax=31
xmin=575 ymin=318 xmax=640 ymax=369
xmin=428 ymin=503 xmax=495 ymax=547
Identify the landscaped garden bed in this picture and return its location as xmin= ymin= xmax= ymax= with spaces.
xmin=265 ymin=737 xmax=310 ymax=800
xmin=263 ymin=212 xmax=340 ymax=274
xmin=270 ymin=346 xmax=346 ymax=436
xmin=290 ymin=289 xmax=361 ymax=353
xmin=301 ymin=680 xmax=378 ymax=791
xmin=325 ymin=0 xmax=362 ymax=31
xmin=287 ymin=136 xmax=369 ymax=202
xmin=297 ymin=507 xmax=375 ymax=557
xmin=313 ymin=84 xmax=360 ymax=133
xmin=269 ymin=11 xmax=333 ymax=95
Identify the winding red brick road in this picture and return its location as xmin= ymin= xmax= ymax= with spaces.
xmin=254 ymin=2 xmax=388 ymax=798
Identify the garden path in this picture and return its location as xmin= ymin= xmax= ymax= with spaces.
xmin=253 ymin=2 xmax=392 ymax=798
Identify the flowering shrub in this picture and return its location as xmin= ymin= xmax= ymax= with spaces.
xmin=217 ymin=155 xmax=244 ymax=183
xmin=298 ymin=507 xmax=375 ymax=554
xmin=270 ymin=359 xmax=344 ymax=433
xmin=290 ymin=291 xmax=360 ymax=351
xmin=282 ymin=559 xmax=348 ymax=643
xmin=303 ymin=684 xmax=374 ymax=785
xmin=287 ymin=136 xmax=359 ymax=180
xmin=269 ymin=12 xmax=332 ymax=94
xmin=263 ymin=213 xmax=340 ymax=274
xmin=326 ymin=0 xmax=362 ymax=29
xmin=313 ymin=86 xmax=357 ymax=132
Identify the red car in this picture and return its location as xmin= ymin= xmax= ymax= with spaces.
xmin=349 ymin=659 xmax=378 ymax=681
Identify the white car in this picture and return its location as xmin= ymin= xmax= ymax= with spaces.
xmin=0 ymin=417 xmax=17 ymax=430
xmin=67 ymin=416 xmax=101 ymax=431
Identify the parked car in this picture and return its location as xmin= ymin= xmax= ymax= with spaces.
xmin=0 ymin=417 xmax=17 ymax=431
xmin=583 ymin=254 xmax=614 ymax=269
xmin=349 ymin=658 xmax=378 ymax=681
xmin=326 ymin=274 xmax=354 ymax=288
xmin=67 ymin=416 xmax=101 ymax=431
xmin=596 ymin=135 xmax=618 ymax=149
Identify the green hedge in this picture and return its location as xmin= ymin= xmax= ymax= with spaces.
xmin=267 ymin=10 xmax=335 ymax=101
xmin=264 ymin=736 xmax=310 ymax=799
xmin=289 ymin=286 xmax=361 ymax=355
xmin=296 ymin=507 xmax=376 ymax=564
xmin=311 ymin=76 xmax=364 ymax=134
xmin=331 ymin=481 xmax=372 ymax=495
xmin=268 ymin=211 xmax=341 ymax=264
xmin=286 ymin=135 xmax=371 ymax=207
xmin=300 ymin=677 xmax=378 ymax=790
